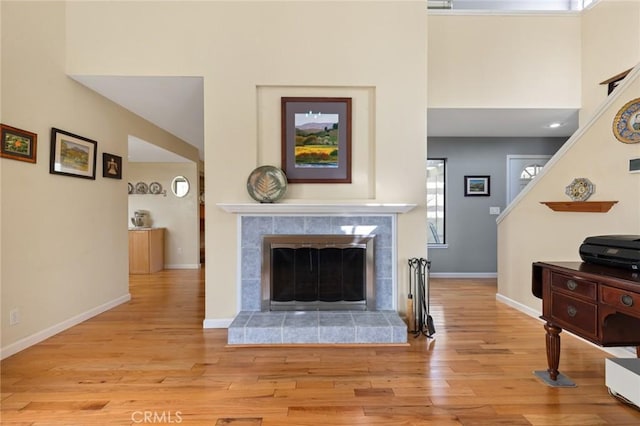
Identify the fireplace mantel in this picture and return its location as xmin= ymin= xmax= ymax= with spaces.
xmin=217 ymin=202 xmax=416 ymax=215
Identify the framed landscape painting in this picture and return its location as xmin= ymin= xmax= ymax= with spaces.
xmin=50 ymin=127 xmax=97 ymax=180
xmin=464 ymin=175 xmax=490 ymax=196
xmin=281 ymin=97 xmax=352 ymax=183
xmin=1 ymin=124 xmax=37 ymax=163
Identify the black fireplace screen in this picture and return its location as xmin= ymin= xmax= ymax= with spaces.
xmin=261 ymin=234 xmax=375 ymax=311
xmin=271 ymin=247 xmax=366 ymax=303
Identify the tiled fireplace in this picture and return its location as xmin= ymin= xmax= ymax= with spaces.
xmin=218 ymin=203 xmax=414 ymax=345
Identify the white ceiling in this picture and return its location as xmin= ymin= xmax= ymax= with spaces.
xmin=427 ymin=108 xmax=579 ymax=138
xmin=71 ymin=75 xmax=579 ymax=162
xmin=71 ymin=75 xmax=203 ymax=163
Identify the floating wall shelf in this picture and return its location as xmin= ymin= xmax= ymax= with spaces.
xmin=540 ymin=201 xmax=618 ymax=213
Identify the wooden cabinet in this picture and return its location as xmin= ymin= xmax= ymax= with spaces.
xmin=128 ymin=228 xmax=164 ymax=274
xmin=532 ymin=261 xmax=640 ymax=381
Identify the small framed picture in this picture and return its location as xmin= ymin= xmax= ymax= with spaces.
xmin=464 ymin=175 xmax=490 ymax=196
xmin=50 ymin=128 xmax=97 ymax=180
xmin=103 ymin=153 xmax=122 ymax=179
xmin=1 ymin=124 xmax=37 ymax=163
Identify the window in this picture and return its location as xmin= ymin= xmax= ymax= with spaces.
xmin=520 ymin=164 xmax=544 ymax=181
xmin=428 ymin=0 xmax=596 ymax=11
xmin=427 ymin=159 xmax=446 ymax=245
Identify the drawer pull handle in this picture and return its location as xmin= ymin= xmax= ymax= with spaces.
xmin=566 ymin=280 xmax=578 ymax=291
xmin=567 ymin=305 xmax=577 ymax=317
xmin=621 ymin=295 xmax=634 ymax=307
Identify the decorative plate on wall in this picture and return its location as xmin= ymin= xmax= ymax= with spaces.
xmin=613 ymin=98 xmax=640 ymax=144
xmin=128 ymin=182 xmax=134 ymax=194
xmin=565 ymin=177 xmax=595 ymax=202
xmin=246 ymin=165 xmax=288 ymax=203
xmin=135 ymin=182 xmax=148 ymax=194
xmin=149 ymin=182 xmax=163 ymax=194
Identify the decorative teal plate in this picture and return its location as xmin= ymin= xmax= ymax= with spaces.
xmin=613 ymin=98 xmax=640 ymax=144
xmin=247 ymin=166 xmax=287 ymax=203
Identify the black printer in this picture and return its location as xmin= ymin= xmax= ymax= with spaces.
xmin=579 ymin=235 xmax=640 ymax=270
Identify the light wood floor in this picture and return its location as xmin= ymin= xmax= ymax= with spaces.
xmin=2 ymin=269 xmax=640 ymax=425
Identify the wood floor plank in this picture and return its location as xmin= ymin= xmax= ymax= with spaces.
xmin=215 ymin=418 xmax=262 ymax=426
xmin=2 ymin=269 xmax=640 ymax=425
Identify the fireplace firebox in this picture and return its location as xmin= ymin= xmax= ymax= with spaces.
xmin=261 ymin=234 xmax=375 ymax=311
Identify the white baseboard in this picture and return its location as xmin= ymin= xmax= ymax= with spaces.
xmin=164 ymin=263 xmax=200 ymax=270
xmin=496 ymin=292 xmax=637 ymax=358
xmin=430 ymin=272 xmax=497 ymax=279
xmin=1 ymin=293 xmax=131 ymax=360
xmin=496 ymin=293 xmax=541 ymax=318
xmin=203 ymin=318 xmax=233 ymax=328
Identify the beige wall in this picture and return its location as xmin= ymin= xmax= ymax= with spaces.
xmin=428 ymin=12 xmax=581 ymax=108
xmin=1 ymin=1 xmax=198 ymax=356
xmin=128 ymin=162 xmax=200 ymax=269
xmin=580 ymin=0 xmax=640 ymax=124
xmin=497 ymin=68 xmax=640 ymax=311
xmin=496 ymin=0 xmax=640 ymax=314
xmin=65 ymin=1 xmax=428 ymax=321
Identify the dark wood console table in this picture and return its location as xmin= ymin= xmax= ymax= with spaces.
xmin=532 ymin=261 xmax=640 ymax=382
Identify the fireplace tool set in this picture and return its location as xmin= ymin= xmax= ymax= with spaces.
xmin=407 ymin=258 xmax=435 ymax=338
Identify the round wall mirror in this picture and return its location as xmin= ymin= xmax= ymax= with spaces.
xmin=171 ymin=176 xmax=190 ymax=197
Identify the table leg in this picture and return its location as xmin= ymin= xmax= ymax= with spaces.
xmin=544 ymin=322 xmax=562 ymax=381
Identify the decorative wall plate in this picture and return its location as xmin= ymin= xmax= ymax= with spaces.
xmin=565 ymin=177 xmax=595 ymax=202
xmin=246 ymin=165 xmax=288 ymax=203
xmin=128 ymin=182 xmax=134 ymax=194
xmin=613 ymin=98 xmax=640 ymax=143
xmin=135 ymin=182 xmax=148 ymax=194
xmin=149 ymin=181 xmax=163 ymax=194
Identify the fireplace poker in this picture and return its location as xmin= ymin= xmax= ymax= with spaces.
xmin=407 ymin=259 xmax=415 ymax=332
xmin=421 ymin=258 xmax=436 ymax=337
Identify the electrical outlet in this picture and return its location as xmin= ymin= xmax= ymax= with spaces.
xmin=9 ymin=308 xmax=20 ymax=325
xmin=489 ymin=206 xmax=501 ymax=215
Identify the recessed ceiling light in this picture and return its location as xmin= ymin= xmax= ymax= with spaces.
xmin=547 ymin=122 xmax=563 ymax=129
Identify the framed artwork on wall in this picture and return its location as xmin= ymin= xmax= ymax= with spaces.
xmin=50 ymin=127 xmax=97 ymax=180
xmin=281 ymin=97 xmax=352 ymax=183
xmin=1 ymin=123 xmax=37 ymax=163
xmin=464 ymin=175 xmax=490 ymax=196
xmin=102 ymin=153 xmax=122 ymax=179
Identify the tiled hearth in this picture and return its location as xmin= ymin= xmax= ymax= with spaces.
xmin=228 ymin=310 xmax=407 ymax=345
xmin=217 ymin=203 xmax=415 ymax=345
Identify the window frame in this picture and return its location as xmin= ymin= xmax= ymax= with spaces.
xmin=427 ymin=158 xmax=446 ymax=247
